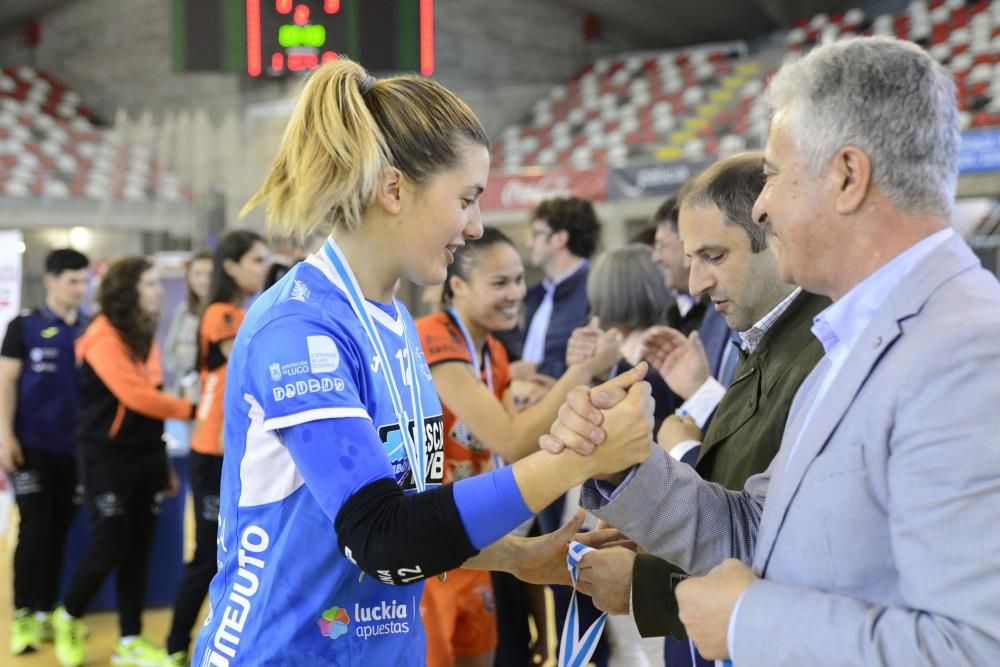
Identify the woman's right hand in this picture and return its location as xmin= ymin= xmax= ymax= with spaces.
xmin=580 ymin=328 xmax=623 ymax=379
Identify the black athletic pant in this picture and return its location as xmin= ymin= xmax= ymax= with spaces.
xmin=166 ymin=451 xmax=222 ymax=655
xmin=63 ymin=446 xmax=167 ymax=637
xmin=11 ymin=447 xmax=79 ymax=612
xmin=491 ymin=571 xmax=533 ymax=667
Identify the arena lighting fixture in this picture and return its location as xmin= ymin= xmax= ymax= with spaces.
xmin=68 ymin=227 xmax=93 ymax=251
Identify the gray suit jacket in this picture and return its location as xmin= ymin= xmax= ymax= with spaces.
xmin=581 ymin=235 xmax=1000 ymax=666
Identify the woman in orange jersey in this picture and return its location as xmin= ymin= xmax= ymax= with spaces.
xmin=416 ymin=228 xmax=620 ymax=667
xmin=52 ymin=257 xmax=196 ymax=667
xmin=163 ymin=230 xmax=269 ymax=664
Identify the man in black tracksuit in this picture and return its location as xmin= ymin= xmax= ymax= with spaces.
xmin=0 ymin=248 xmax=90 ymax=656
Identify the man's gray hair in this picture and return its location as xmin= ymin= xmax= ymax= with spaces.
xmin=767 ymin=36 xmax=959 ymax=216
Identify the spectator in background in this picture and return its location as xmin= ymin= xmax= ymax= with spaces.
xmin=416 ymin=227 xmax=619 ymax=667
xmin=628 ymin=225 xmax=657 ymax=247
xmin=263 ymin=260 xmax=290 ymax=291
xmin=569 ymin=244 xmax=679 ymax=434
xmin=162 ymin=250 xmax=212 ymax=448
xmin=652 ymin=195 xmax=734 ymax=414
xmin=0 ymin=248 xmax=90 ymax=656
xmin=521 ymin=196 xmax=601 ymax=380
xmin=164 ymin=230 xmax=269 ymax=665
xmin=652 ymin=197 xmax=700 ymax=334
xmin=54 ymin=257 xmax=196 ymax=667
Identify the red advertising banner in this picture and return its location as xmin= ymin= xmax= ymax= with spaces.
xmin=480 ymin=166 xmax=609 ymax=211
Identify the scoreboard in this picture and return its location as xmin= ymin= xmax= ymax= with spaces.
xmin=172 ymin=0 xmax=433 ymax=76
xmin=246 ymin=0 xmax=434 ymax=77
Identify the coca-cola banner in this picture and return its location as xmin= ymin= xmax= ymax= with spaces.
xmin=480 ymin=167 xmax=609 ymax=211
xmin=606 ymin=160 xmax=712 ymax=201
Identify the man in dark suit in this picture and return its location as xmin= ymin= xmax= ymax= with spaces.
xmin=520 ymin=196 xmax=601 ymax=380
xmin=653 ymin=197 xmax=732 ymax=393
xmin=573 ymin=153 xmax=829 ymax=667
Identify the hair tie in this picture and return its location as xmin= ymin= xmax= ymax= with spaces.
xmin=359 ymin=74 xmax=376 ymax=97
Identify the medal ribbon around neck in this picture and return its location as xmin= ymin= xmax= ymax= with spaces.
xmin=444 ymin=307 xmax=504 ymax=470
xmin=323 ymin=239 xmax=428 ymax=493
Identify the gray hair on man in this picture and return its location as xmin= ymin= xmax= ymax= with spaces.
xmin=767 ymin=36 xmax=960 ymax=216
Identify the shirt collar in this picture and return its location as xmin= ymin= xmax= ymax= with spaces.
xmin=738 ymin=287 xmax=802 ymax=354
xmin=40 ymin=303 xmax=79 ymax=326
xmin=811 ymin=228 xmax=955 ymax=358
xmin=674 ymin=291 xmax=696 ymax=318
xmin=543 ymin=259 xmax=588 ymax=291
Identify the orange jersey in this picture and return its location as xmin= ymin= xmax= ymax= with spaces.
xmin=190 ymin=302 xmax=244 ymax=455
xmin=416 ymin=310 xmax=510 ymax=483
xmin=421 ymin=568 xmax=497 ymax=664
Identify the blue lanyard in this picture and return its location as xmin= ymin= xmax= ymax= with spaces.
xmin=322 ymin=239 xmax=428 ymax=492
xmin=445 ymin=307 xmax=493 ymax=396
xmin=445 ymin=307 xmax=505 ymax=470
xmin=558 ymin=541 xmax=608 ymax=667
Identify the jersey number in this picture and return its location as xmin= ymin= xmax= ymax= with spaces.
xmin=377 ymin=565 xmax=424 ymax=585
xmin=395 ymin=348 xmax=412 ymax=386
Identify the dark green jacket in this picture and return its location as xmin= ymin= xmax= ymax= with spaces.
xmin=630 ymin=290 xmax=830 ymax=638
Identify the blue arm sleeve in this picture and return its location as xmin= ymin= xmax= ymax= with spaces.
xmin=280 ymin=416 xmax=396 ymax=522
xmin=282 ymin=417 xmax=532 ymax=549
xmin=453 ymin=465 xmax=533 ymax=549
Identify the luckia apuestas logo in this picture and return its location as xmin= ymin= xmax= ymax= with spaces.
xmin=317 ymin=605 xmax=350 ymax=640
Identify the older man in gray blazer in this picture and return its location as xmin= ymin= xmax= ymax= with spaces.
xmin=543 ymin=37 xmax=1000 ymax=666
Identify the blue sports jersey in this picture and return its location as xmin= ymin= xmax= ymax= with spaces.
xmin=192 ymin=250 xmax=445 ymax=667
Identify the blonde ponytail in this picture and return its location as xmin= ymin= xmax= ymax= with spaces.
xmin=241 ymin=60 xmax=391 ymax=238
xmin=242 ymin=59 xmax=489 ymax=240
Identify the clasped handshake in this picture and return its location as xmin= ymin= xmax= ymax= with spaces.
xmin=502 ymin=321 xmax=713 ymax=615
xmin=542 ymin=318 xmax=709 ymax=472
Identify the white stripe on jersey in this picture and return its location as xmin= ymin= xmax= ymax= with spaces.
xmin=238 ymin=394 xmax=305 ymax=507
xmin=262 ymin=406 xmax=371 ymax=431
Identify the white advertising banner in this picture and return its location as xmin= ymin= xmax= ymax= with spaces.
xmin=0 ymin=229 xmax=22 ymax=536
xmin=0 ymin=230 xmax=22 ymax=332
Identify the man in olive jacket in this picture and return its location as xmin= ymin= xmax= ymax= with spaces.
xmin=575 ymin=153 xmax=828 ymax=664
xmin=636 ymin=292 xmax=828 ymax=643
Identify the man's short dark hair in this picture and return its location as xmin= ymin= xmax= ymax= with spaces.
xmin=629 ymin=226 xmax=657 ymax=247
xmin=531 ymin=196 xmax=601 ymax=259
xmin=677 ymin=152 xmax=768 ymax=253
xmin=45 ymin=248 xmax=90 ymax=276
xmin=651 ymin=196 xmax=679 ymax=233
